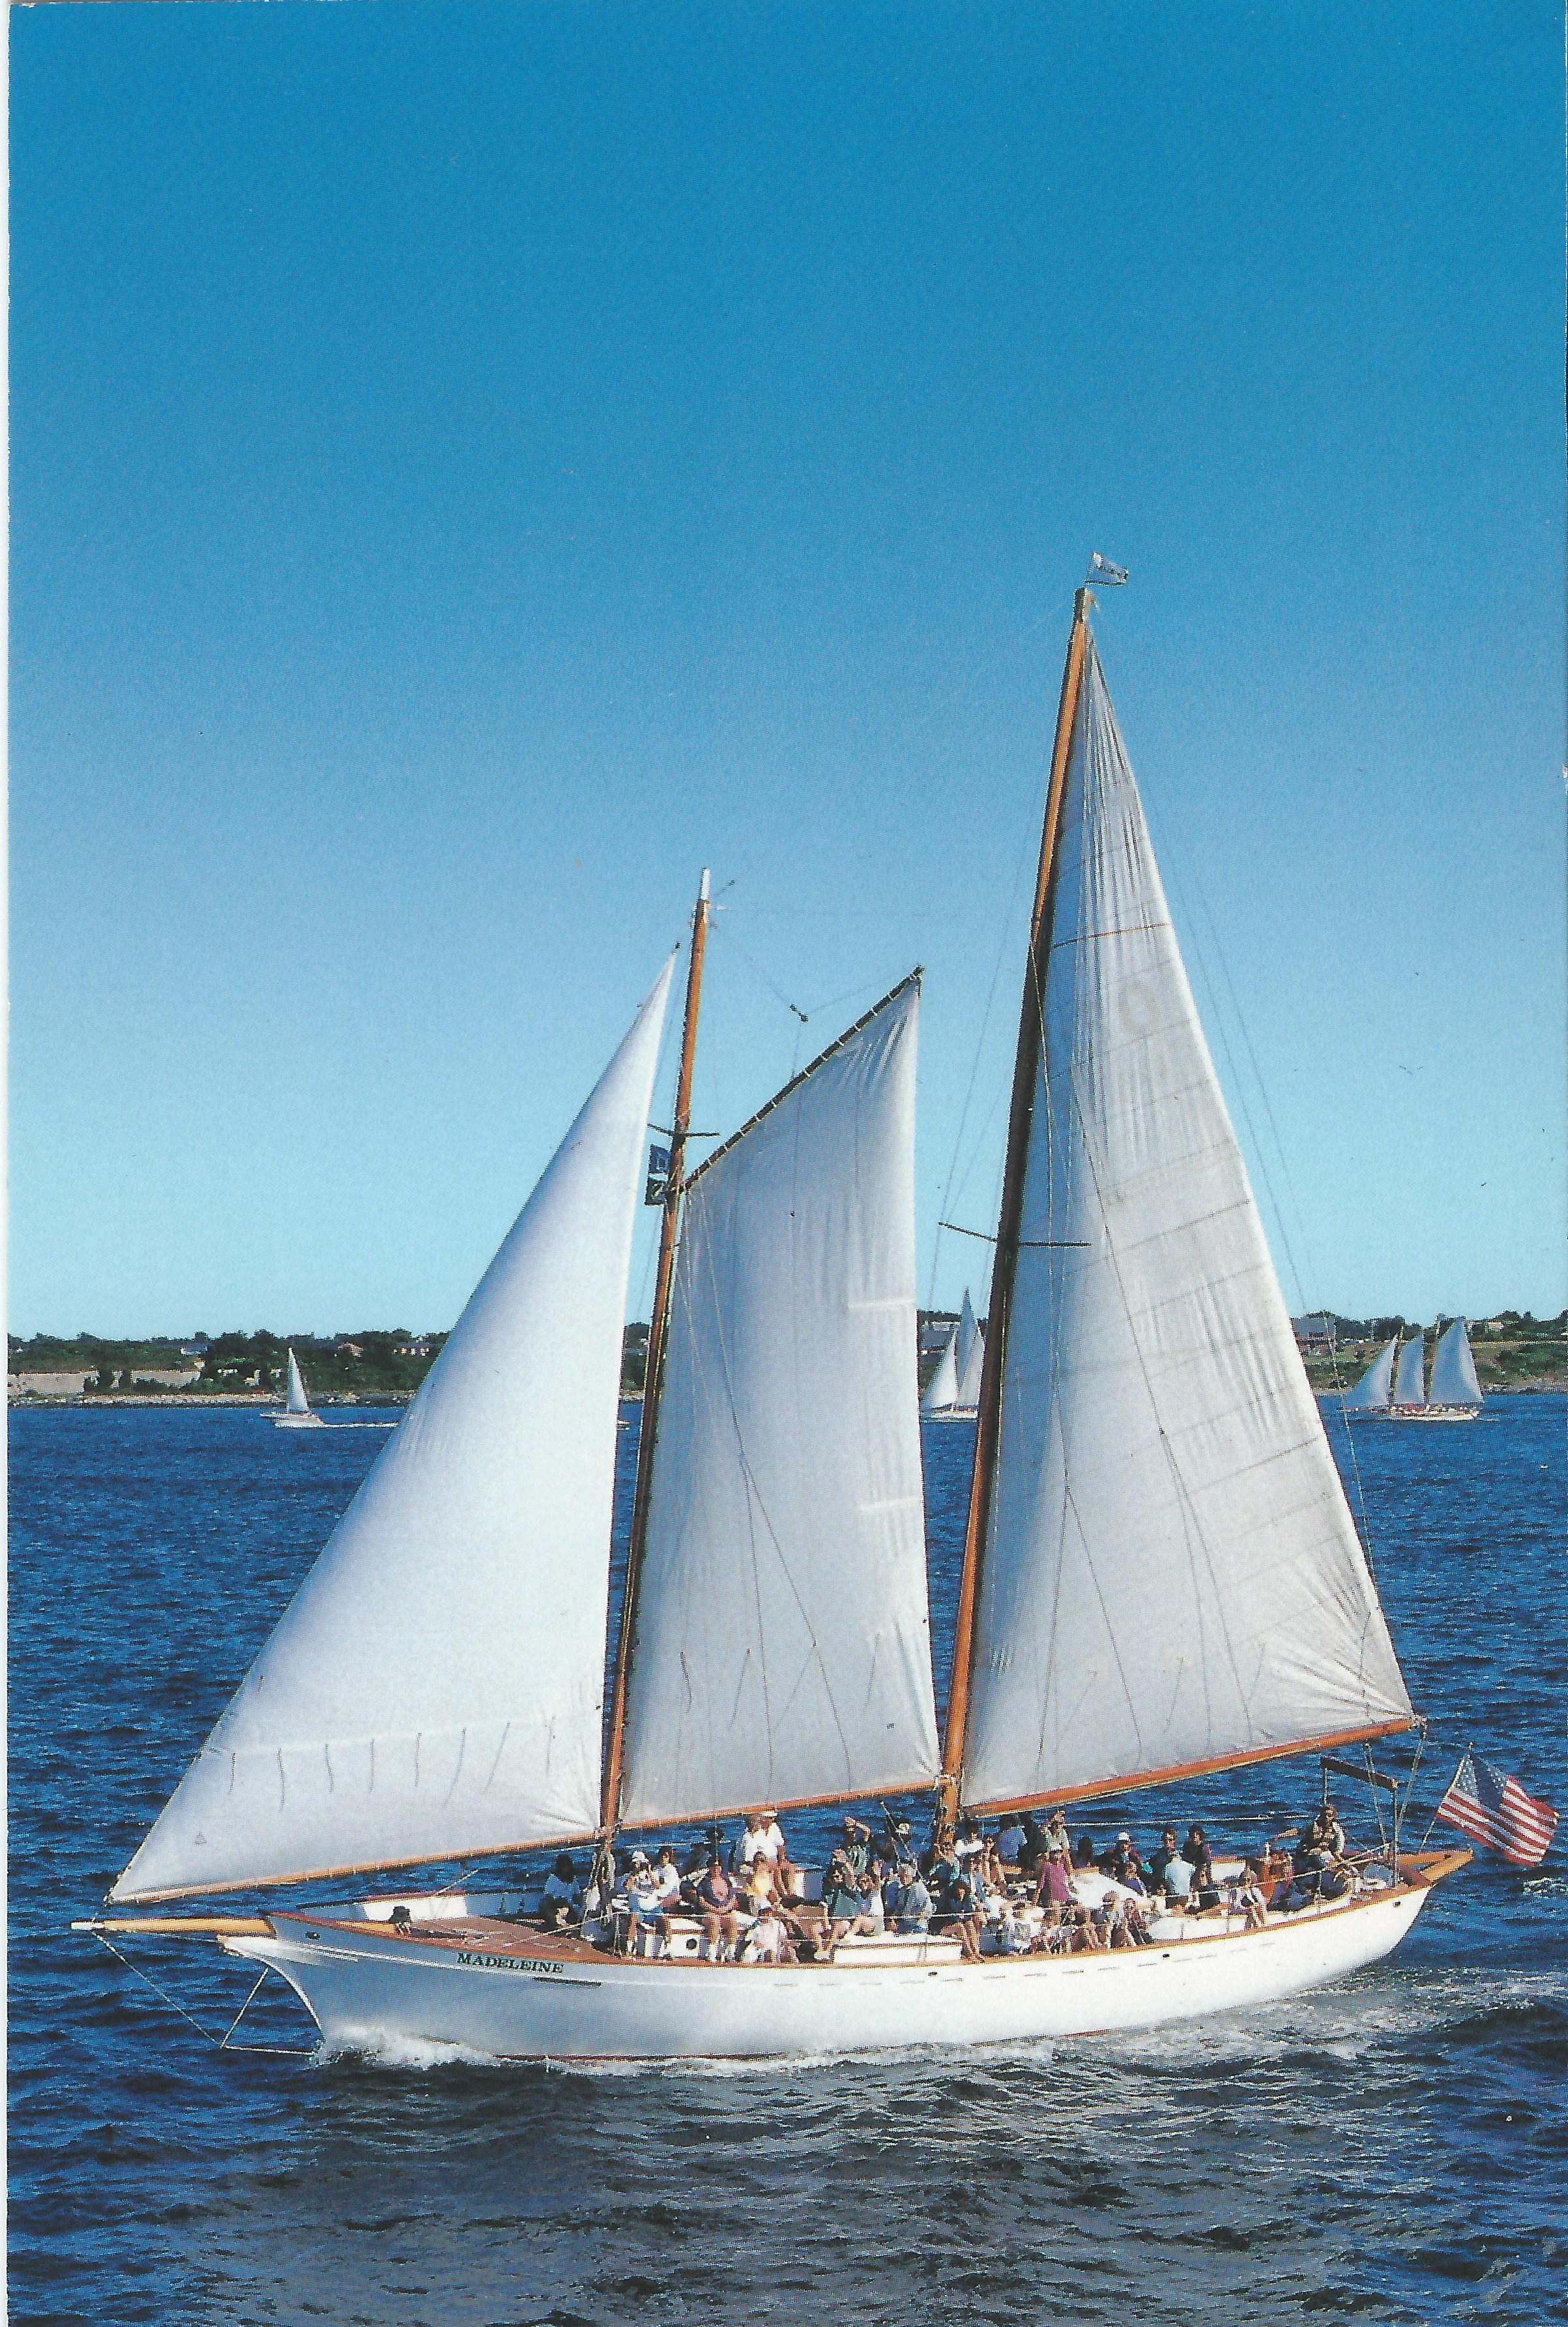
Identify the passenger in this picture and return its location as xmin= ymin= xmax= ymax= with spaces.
xmin=924 ymin=1837 xmax=962 ymax=1897
xmin=894 ymin=1862 xmax=933 ymax=1934
xmin=821 ymin=1848 xmax=867 ymax=1955
xmin=739 ymin=1809 xmax=802 ymax=1902
xmin=954 ymin=1815 xmax=985 ymax=1867
xmin=693 ymin=1858 xmax=745 ymax=1959
xmin=1066 ymin=1900 xmax=1105 ymax=1952
xmin=743 ymin=1850 xmax=781 ymax=1916
xmin=679 ymin=1836 xmax=714 ymax=1895
xmin=996 ymin=1899 xmax=1036 ymax=1955
xmin=1073 ymin=1834 xmax=1097 ymax=1871
xmin=881 ymin=1815 xmax=916 ymax=1871
xmin=622 ymin=1852 xmax=668 ymax=1954
xmin=1184 ymin=1825 xmax=1221 ymax=1908
xmin=839 ymin=1816 xmax=874 ymax=1881
xmin=1289 ymin=1804 xmax=1350 ymax=1905
xmin=1159 ymin=1841 xmax=1195 ymax=1907
xmin=538 ymin=1852 xmax=582 ymax=1931
xmin=650 ymin=1844 xmax=683 ymax=1912
xmin=1034 ymin=1839 xmax=1075 ymax=1926
xmin=1238 ymin=1860 xmax=1269 ymax=1931
xmin=974 ymin=1840 xmax=1008 ymax=1918
xmin=1107 ymin=1836 xmax=1147 ymax=1894
xmin=856 ymin=1858 xmax=889 ymax=1933
xmin=1149 ymin=1827 xmax=1183 ymax=1891
xmin=1015 ymin=1814 xmax=1046 ymax=1875
xmin=1045 ymin=1808 xmax=1071 ymax=1854
xmin=995 ymin=1815 xmax=1027 ymax=1867
xmin=741 ymin=1905 xmax=796 ymax=1964
xmin=935 ymin=1872 xmax=983 ymax=1963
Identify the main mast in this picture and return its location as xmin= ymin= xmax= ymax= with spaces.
xmin=936 ymin=589 xmax=1092 ymax=1838
xmin=600 ymin=871 xmax=711 ymax=1837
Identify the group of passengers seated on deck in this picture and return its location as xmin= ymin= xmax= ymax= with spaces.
xmin=530 ymin=1794 xmax=1360 ymax=1959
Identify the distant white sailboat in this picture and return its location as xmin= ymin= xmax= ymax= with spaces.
xmin=919 ymin=1322 xmax=961 ymax=1416
xmin=270 ymin=1350 xmax=325 ymax=1431
xmin=87 ymin=594 xmax=1465 ymax=2064
xmin=1342 ymin=1320 xmax=1482 ymax=1423
xmin=955 ymin=1291 xmax=985 ymax=1411
xmin=921 ymin=1290 xmax=985 ymax=1418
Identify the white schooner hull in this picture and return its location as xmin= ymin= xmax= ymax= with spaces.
xmin=225 ymin=1879 xmax=1442 ymax=2064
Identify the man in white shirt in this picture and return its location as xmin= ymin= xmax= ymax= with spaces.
xmin=739 ymin=1811 xmax=784 ymax=1866
xmin=738 ymin=1810 xmax=800 ymax=1901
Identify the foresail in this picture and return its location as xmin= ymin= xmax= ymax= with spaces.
xmin=618 ymin=977 xmax=940 ymax=1826
xmin=922 ymin=1326 xmax=961 ymax=1414
xmin=961 ymin=642 xmax=1412 ymax=1813
xmin=113 ymin=963 xmax=674 ymax=1900
xmin=956 ymin=1294 xmax=985 ymax=1411
xmin=1342 ymin=1338 xmax=1396 ymax=1411
xmin=1393 ymin=1337 xmax=1427 ymax=1407
xmin=1429 ymin=1318 xmax=1483 ymax=1408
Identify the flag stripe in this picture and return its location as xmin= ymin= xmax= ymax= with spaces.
xmin=1436 ymin=1751 xmax=1557 ymax=1868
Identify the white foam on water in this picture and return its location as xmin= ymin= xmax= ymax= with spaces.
xmin=316 ymin=2027 xmax=511 ymax=2072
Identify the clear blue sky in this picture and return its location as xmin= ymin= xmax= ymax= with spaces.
xmin=10 ymin=1 xmax=1563 ymax=1339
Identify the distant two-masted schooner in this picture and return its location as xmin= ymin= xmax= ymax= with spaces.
xmin=1342 ymin=1320 xmax=1484 ymax=1422
xmin=84 ymin=582 xmax=1464 ymax=2062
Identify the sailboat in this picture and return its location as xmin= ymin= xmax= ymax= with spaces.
xmin=270 ymin=1349 xmax=325 ymax=1431
xmin=920 ymin=1292 xmax=985 ymax=1420
xmin=1342 ymin=1321 xmax=1483 ymax=1422
xmin=82 ymin=591 xmax=1465 ymax=2063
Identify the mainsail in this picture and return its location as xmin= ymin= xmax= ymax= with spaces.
xmin=284 ymin=1350 xmax=310 ymax=1416
xmin=1393 ymin=1336 xmax=1427 ymax=1408
xmin=955 ymin=1292 xmax=985 ymax=1411
xmin=1343 ymin=1338 xmax=1397 ymax=1412
xmin=618 ymin=976 xmax=940 ymax=1826
xmin=921 ymin=1324 xmax=961 ymax=1415
xmin=1429 ymin=1318 xmax=1483 ymax=1409
xmin=959 ymin=638 xmax=1413 ymax=1813
xmin=113 ymin=963 xmax=674 ymax=1901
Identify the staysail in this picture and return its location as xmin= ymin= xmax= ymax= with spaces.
xmin=959 ymin=638 xmax=1413 ymax=1813
xmin=113 ymin=963 xmax=674 ymax=1901
xmin=955 ymin=1292 xmax=985 ymax=1411
xmin=1393 ymin=1336 xmax=1427 ymax=1408
xmin=618 ymin=976 xmax=940 ymax=1827
xmin=1342 ymin=1338 xmax=1397 ymax=1412
xmin=1429 ymin=1317 xmax=1483 ymax=1409
xmin=284 ymin=1350 xmax=310 ymax=1416
xmin=921 ymin=1324 xmax=961 ymax=1415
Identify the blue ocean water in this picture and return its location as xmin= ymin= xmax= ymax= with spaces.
xmin=8 ymin=1398 xmax=1566 ymax=2326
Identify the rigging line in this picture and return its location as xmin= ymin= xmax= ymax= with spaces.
xmin=926 ymin=741 xmax=1047 ymax=1317
xmin=708 ymin=920 xmax=811 ymax=1024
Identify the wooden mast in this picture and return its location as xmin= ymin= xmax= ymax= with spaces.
xmin=936 ymin=589 xmax=1092 ymax=1840
xmin=600 ymin=870 xmax=710 ymax=1837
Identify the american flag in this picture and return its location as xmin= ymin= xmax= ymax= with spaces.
xmin=1436 ymin=1750 xmax=1557 ymax=1869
